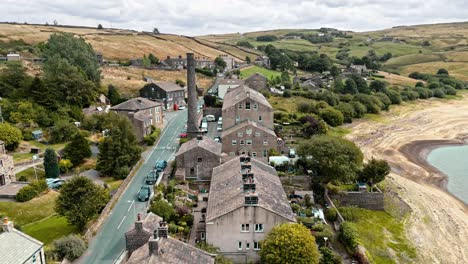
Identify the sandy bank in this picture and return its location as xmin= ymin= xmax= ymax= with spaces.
xmin=345 ymin=95 xmax=468 ymax=263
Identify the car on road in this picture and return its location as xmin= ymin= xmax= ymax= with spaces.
xmin=155 ymin=160 xmax=167 ymax=171
xmin=137 ymin=185 xmax=153 ymax=202
xmin=145 ymin=170 xmax=159 ymax=185
xmin=214 ymin=136 xmax=221 ymax=143
xmin=179 ymin=132 xmax=188 ymax=138
xmin=206 ymin=115 xmax=216 ymax=122
xmin=178 ymin=105 xmax=186 ymax=110
xmin=46 ymin=178 xmax=65 ymax=189
xmin=217 ymin=124 xmax=223 ymax=131
xmin=201 ymin=122 xmax=208 ymax=133
xmin=218 ymin=117 xmax=223 ymax=125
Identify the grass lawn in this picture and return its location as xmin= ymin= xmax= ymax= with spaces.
xmin=0 ymin=191 xmax=58 ymax=226
xmin=22 ymin=215 xmax=78 ymax=245
xmin=16 ymin=167 xmax=46 ymax=182
xmin=339 ymin=207 xmax=416 ymax=264
xmin=240 ymin=65 xmax=282 ymax=80
xmin=268 ymin=95 xmax=316 ymax=113
xmin=12 ymin=152 xmax=35 ymax=163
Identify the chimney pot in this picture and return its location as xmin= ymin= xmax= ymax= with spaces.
xmin=135 ymin=221 xmax=143 ymax=231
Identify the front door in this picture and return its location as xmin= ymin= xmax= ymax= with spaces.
xmin=0 ymin=174 xmax=5 ymax=186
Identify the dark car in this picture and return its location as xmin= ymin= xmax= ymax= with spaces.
xmin=138 ymin=186 xmax=152 ymax=202
xmin=155 ymin=160 xmax=167 ymax=170
xmin=145 ymin=170 xmax=158 ymax=185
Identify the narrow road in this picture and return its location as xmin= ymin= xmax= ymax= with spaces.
xmin=79 ymin=110 xmax=187 ymax=264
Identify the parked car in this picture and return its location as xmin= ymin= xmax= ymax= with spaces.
xmin=289 ymin=148 xmax=296 ymax=158
xmin=179 ymin=133 xmax=188 ymax=138
xmin=218 ymin=117 xmax=223 ymax=125
xmin=201 ymin=122 xmax=208 ymax=133
xmin=145 ymin=170 xmax=158 ymax=185
xmin=178 ymin=105 xmax=186 ymax=110
xmin=214 ymin=136 xmax=221 ymax=143
xmin=217 ymin=124 xmax=223 ymax=131
xmin=155 ymin=160 xmax=167 ymax=170
xmin=138 ymin=185 xmax=153 ymax=202
xmin=46 ymin=178 xmax=65 ymax=189
xmin=206 ymin=115 xmax=215 ymax=122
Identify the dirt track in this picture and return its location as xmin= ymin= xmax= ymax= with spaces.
xmin=345 ymin=95 xmax=468 ymax=263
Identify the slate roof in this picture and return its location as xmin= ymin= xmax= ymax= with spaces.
xmin=126 ymin=213 xmax=215 ymax=264
xmin=222 ymin=84 xmax=272 ymax=110
xmin=0 ymin=228 xmax=43 ymax=264
xmin=151 ymin=81 xmax=185 ymax=92
xmin=245 ymin=72 xmax=267 ymax=81
xmin=206 ymin=156 xmax=295 ymax=222
xmin=111 ymin=97 xmax=161 ymax=111
xmin=176 ymin=136 xmax=222 ymax=157
xmin=218 ymin=79 xmax=243 ymax=86
xmin=221 ymin=120 xmax=276 ymax=138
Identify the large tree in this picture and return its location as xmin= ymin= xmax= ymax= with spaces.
xmin=0 ymin=62 xmax=30 ymax=99
xmin=0 ymin=122 xmax=22 ymax=150
xmin=55 ymin=176 xmax=109 ymax=231
xmin=260 ymin=223 xmax=320 ymax=264
xmin=44 ymin=148 xmax=60 ymax=178
xmin=214 ymin=56 xmax=227 ymax=69
xmin=42 ymin=33 xmax=101 ymax=85
xmin=96 ymin=112 xmax=141 ymax=179
xmin=359 ymin=158 xmax=390 ymax=187
xmin=107 ymin=84 xmax=122 ymax=106
xmin=297 ymin=135 xmax=363 ymax=183
xmin=63 ymin=133 xmax=92 ymax=166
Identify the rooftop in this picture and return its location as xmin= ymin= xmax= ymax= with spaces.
xmin=149 ymin=81 xmax=185 ymax=92
xmin=111 ymin=97 xmax=161 ymax=111
xmin=176 ymin=136 xmax=222 ymax=156
xmin=0 ymin=221 xmax=44 ymax=264
xmin=221 ymin=120 xmax=276 ymax=138
xmin=218 ymin=79 xmax=243 ymax=86
xmin=222 ymin=84 xmax=272 ymax=110
xmin=206 ymin=156 xmax=295 ymax=222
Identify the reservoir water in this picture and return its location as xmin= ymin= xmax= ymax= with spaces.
xmin=427 ymin=145 xmax=468 ymax=204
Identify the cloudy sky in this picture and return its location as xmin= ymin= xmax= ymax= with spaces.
xmin=1 ymin=0 xmax=467 ymax=36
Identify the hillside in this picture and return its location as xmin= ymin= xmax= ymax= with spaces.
xmin=0 ymin=23 xmax=256 ymax=62
xmin=198 ymin=22 xmax=468 ymax=80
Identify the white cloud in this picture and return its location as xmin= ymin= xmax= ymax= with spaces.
xmin=1 ymin=0 xmax=467 ymax=35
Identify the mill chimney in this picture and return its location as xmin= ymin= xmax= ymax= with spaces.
xmin=186 ymin=53 xmax=199 ymax=137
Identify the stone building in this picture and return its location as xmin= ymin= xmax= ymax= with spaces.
xmin=254 ymin=56 xmax=270 ymax=68
xmin=244 ymin=73 xmax=267 ymax=92
xmin=205 ymin=156 xmax=295 ymax=263
xmin=123 ymin=213 xmax=215 ymax=264
xmin=175 ymin=136 xmax=221 ymax=181
xmin=0 ymin=217 xmax=45 ymax=264
xmin=163 ymin=55 xmax=186 ymax=70
xmin=139 ymin=81 xmax=186 ymax=111
xmin=217 ymin=79 xmax=244 ymax=100
xmin=0 ymin=141 xmax=14 ymax=187
xmin=110 ymin=97 xmax=164 ymax=141
xmin=195 ymin=56 xmax=214 ymax=69
xmin=219 ymin=54 xmax=235 ymax=70
xmin=222 ymin=85 xmax=274 ymax=130
xmin=221 ymin=121 xmax=278 ymax=162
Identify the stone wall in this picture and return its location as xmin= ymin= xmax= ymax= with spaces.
xmin=331 ymin=192 xmax=385 ymax=211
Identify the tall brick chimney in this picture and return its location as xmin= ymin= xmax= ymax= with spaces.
xmin=186 ymin=53 xmax=199 ymax=137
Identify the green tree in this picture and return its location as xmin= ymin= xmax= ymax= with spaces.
xmin=97 ymin=24 xmax=103 ymax=29
xmin=359 ymin=158 xmax=390 ymax=187
xmin=369 ymin=80 xmax=387 ymax=92
xmin=214 ymin=56 xmax=227 ymax=69
xmin=436 ymin=68 xmax=449 ymax=75
xmin=54 ymin=235 xmax=87 ymax=261
xmin=149 ymin=199 xmax=177 ymax=221
xmin=245 ymin=56 xmax=251 ymax=64
xmin=297 ymin=135 xmax=363 ymax=183
xmin=29 ymin=76 xmax=54 ymax=108
xmin=55 ymin=176 xmax=109 ymax=231
xmin=260 ymin=223 xmax=320 ymax=264
xmin=0 ymin=62 xmax=30 ymax=98
xmin=48 ymin=120 xmax=80 ymax=143
xmin=319 ymin=107 xmax=344 ymax=127
xmin=330 ymin=65 xmax=340 ymax=78
xmin=44 ymin=148 xmax=60 ymax=178
xmin=63 ymin=133 xmax=92 ymax=166
xmin=96 ymin=112 xmax=141 ymax=179
xmin=343 ymin=79 xmax=358 ymax=94
xmin=107 ymin=84 xmax=122 ymax=106
xmin=350 ymin=74 xmax=370 ymax=94
xmin=142 ymin=54 xmax=151 ymax=67
xmin=42 ymin=33 xmax=101 ymax=85
xmin=0 ymin=122 xmax=22 ymax=150
xmin=334 ymin=102 xmax=355 ymax=123
xmin=148 ymin=53 xmax=159 ymax=65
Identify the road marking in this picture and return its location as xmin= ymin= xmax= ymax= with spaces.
xmin=117 ymin=216 xmax=126 ymax=230
xmin=128 ymin=200 xmax=134 ymax=212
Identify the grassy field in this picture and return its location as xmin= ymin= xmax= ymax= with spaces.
xmin=400 ymin=61 xmax=468 ymax=80
xmin=340 ymin=207 xmax=416 ymax=264
xmin=240 ymin=65 xmax=282 ymax=80
xmin=16 ymin=167 xmax=46 ymax=181
xmin=0 ymin=191 xmax=58 ymax=226
xmin=373 ymin=71 xmax=421 ymax=87
xmin=101 ymin=66 xmax=215 ymax=97
xmin=268 ymin=95 xmax=316 ymax=113
xmin=22 ymin=215 xmax=78 ymax=245
xmin=12 ymin=141 xmax=67 ymax=163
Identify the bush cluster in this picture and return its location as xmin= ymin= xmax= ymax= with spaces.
xmin=16 ymin=179 xmax=48 ymax=202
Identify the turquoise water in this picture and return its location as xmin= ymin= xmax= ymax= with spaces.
xmin=427 ymin=145 xmax=468 ymax=204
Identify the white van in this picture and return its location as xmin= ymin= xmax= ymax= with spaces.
xmin=206 ymin=115 xmax=216 ymax=122
xmin=201 ymin=122 xmax=208 ymax=133
xmin=218 ymin=117 xmax=223 ymax=125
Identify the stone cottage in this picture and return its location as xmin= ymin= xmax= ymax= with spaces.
xmin=244 ymin=73 xmax=267 ymax=92
xmin=175 ymin=136 xmax=222 ymax=181
xmin=139 ymin=81 xmax=186 ymax=111
xmin=110 ymin=97 xmax=164 ymax=141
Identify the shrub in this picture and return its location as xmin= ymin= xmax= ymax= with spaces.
xmin=444 ymin=86 xmax=457 ymax=95
xmin=53 ymin=235 xmax=87 ymax=261
xmin=18 ymin=175 xmax=28 ymax=182
xmin=47 ymin=121 xmax=79 ymax=143
xmin=59 ymin=159 xmax=73 ymax=173
xmin=384 ymin=88 xmax=402 ymax=104
xmin=16 ymin=185 xmax=38 ymax=202
xmin=30 ymin=179 xmax=48 ymax=193
xmin=350 ymin=101 xmax=366 ymax=118
xmin=195 ymin=68 xmax=214 ymax=77
xmin=325 ymin=208 xmax=337 ymax=222
xmin=319 ymin=246 xmax=343 ymax=264
xmin=339 ymin=222 xmax=360 ymax=252
xmin=432 ymin=88 xmax=446 ymax=98
xmin=319 ymin=108 xmax=344 ymax=127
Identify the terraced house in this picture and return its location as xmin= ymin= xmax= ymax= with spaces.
xmin=140 ymin=81 xmax=186 ymax=111
xmin=206 ymin=156 xmax=295 ymax=263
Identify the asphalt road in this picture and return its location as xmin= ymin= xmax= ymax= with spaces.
xmin=79 ymin=109 xmax=187 ymax=264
